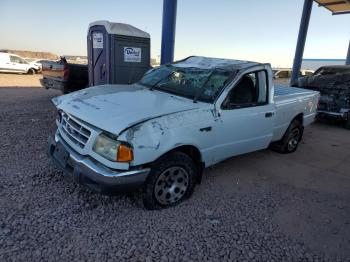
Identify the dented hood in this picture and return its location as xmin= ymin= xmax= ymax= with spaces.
xmin=52 ymin=84 xmax=203 ymax=135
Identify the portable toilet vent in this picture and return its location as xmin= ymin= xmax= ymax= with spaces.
xmin=87 ymin=20 xmax=151 ymax=86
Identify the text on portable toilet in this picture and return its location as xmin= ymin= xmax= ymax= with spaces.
xmin=124 ymin=47 xmax=141 ymax=63
xmin=93 ymin=33 xmax=103 ymax=49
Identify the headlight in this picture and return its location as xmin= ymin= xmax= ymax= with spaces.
xmin=93 ymin=133 xmax=133 ymax=162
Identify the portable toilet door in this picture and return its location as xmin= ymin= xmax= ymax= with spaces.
xmin=87 ymin=25 xmax=108 ymax=86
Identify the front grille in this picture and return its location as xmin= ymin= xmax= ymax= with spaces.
xmin=60 ymin=113 xmax=91 ymax=148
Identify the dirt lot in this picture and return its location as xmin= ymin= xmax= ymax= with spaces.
xmin=0 ymin=85 xmax=349 ymax=261
xmin=0 ymin=73 xmax=42 ymax=87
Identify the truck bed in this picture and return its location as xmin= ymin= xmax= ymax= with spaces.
xmin=274 ymin=85 xmax=317 ymax=100
xmin=272 ymin=85 xmax=319 ymax=142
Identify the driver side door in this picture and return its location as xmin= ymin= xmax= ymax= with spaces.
xmin=212 ymin=69 xmax=275 ymax=163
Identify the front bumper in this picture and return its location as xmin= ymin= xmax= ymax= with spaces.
xmin=47 ymin=134 xmax=150 ymax=194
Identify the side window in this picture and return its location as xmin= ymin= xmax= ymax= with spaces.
xmin=222 ymin=70 xmax=268 ymax=109
xmin=18 ymin=57 xmax=27 ymax=64
xmin=10 ymin=56 xmax=21 ymax=63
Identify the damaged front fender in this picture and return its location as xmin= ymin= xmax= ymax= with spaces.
xmin=118 ymin=108 xmax=215 ymax=167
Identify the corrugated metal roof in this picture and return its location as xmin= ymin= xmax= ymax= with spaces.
xmin=314 ymin=0 xmax=350 ymax=15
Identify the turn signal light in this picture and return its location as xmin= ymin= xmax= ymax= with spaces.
xmin=117 ymin=145 xmax=133 ymax=162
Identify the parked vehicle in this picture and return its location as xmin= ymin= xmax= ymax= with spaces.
xmin=0 ymin=52 xmax=41 ymax=74
xmin=48 ymin=56 xmax=319 ymax=209
xmin=25 ymin=58 xmax=52 ymax=72
xmin=273 ymin=68 xmax=314 ymax=79
xmin=25 ymin=59 xmax=43 ymax=72
xmin=295 ymin=65 xmax=350 ymax=129
xmin=40 ymin=57 xmax=88 ymax=94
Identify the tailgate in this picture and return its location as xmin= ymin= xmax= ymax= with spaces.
xmin=41 ymin=60 xmax=67 ymax=80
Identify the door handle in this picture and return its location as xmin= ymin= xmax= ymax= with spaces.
xmin=265 ymin=112 xmax=274 ymax=118
xmin=199 ymin=126 xmax=212 ymax=132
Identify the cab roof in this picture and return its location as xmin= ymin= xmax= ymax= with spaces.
xmin=173 ymin=56 xmax=263 ymax=71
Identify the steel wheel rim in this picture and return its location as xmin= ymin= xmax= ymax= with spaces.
xmin=288 ymin=128 xmax=300 ymax=151
xmin=154 ymin=166 xmax=189 ymax=205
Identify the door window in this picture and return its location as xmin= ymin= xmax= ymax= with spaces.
xmin=222 ymin=70 xmax=268 ymax=109
xmin=10 ymin=56 xmax=23 ymax=63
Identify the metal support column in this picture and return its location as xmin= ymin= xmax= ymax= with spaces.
xmin=291 ymin=0 xmax=313 ymax=85
xmin=346 ymin=40 xmax=350 ymax=65
xmin=160 ymin=0 xmax=177 ymax=65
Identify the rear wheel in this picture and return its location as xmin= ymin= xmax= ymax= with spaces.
xmin=344 ymin=113 xmax=350 ymax=130
xmin=27 ymin=68 xmax=36 ymax=75
xmin=142 ymin=151 xmax=197 ymax=210
xmin=270 ymin=119 xmax=304 ymax=154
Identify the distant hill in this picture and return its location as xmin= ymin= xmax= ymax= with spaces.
xmin=64 ymin=55 xmax=87 ymax=60
xmin=0 ymin=49 xmax=59 ymax=60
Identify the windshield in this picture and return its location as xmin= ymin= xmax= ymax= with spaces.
xmin=138 ymin=66 xmax=232 ymax=103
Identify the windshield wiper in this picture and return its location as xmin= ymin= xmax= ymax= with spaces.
xmin=149 ymin=78 xmax=165 ymax=91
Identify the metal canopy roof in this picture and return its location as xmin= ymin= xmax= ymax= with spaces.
xmin=314 ymin=0 xmax=350 ymax=15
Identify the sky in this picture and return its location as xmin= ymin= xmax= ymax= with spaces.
xmin=0 ymin=0 xmax=349 ymax=67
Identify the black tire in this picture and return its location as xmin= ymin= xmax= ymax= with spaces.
xmin=270 ymin=119 xmax=304 ymax=154
xmin=27 ymin=68 xmax=36 ymax=75
xmin=142 ymin=151 xmax=197 ymax=210
xmin=344 ymin=113 xmax=350 ymax=130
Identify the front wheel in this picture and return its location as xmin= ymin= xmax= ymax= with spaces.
xmin=27 ymin=68 xmax=36 ymax=75
xmin=270 ymin=119 xmax=304 ymax=154
xmin=142 ymin=151 xmax=197 ymax=210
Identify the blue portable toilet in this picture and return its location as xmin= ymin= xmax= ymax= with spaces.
xmin=87 ymin=20 xmax=151 ymax=86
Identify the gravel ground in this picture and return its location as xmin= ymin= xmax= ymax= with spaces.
xmin=0 ymin=87 xmax=349 ymax=262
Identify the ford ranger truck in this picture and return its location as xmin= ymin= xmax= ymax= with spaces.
xmin=48 ymin=56 xmax=320 ymax=209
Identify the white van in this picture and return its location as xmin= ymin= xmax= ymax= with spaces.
xmin=0 ymin=52 xmax=41 ymax=74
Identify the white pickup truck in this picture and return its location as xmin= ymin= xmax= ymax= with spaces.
xmin=48 ymin=56 xmax=319 ymax=209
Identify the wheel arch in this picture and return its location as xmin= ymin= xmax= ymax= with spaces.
xmin=292 ymin=113 xmax=304 ymax=126
xmin=158 ymin=144 xmax=205 ymax=184
xmin=27 ymin=67 xmax=37 ymax=74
